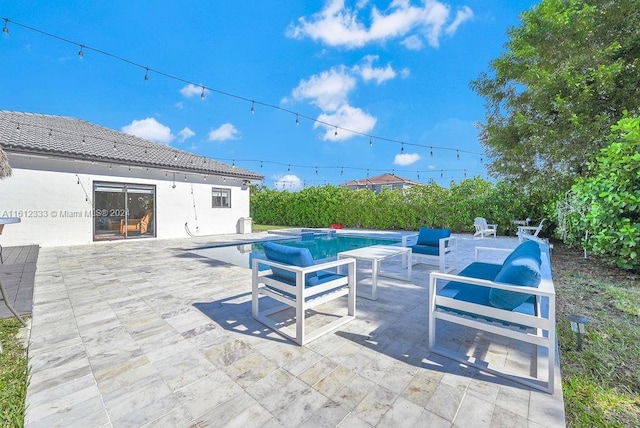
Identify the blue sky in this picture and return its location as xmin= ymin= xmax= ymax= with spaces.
xmin=1 ymin=0 xmax=538 ymax=189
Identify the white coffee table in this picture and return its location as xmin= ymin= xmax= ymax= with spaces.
xmin=337 ymin=245 xmax=411 ymax=300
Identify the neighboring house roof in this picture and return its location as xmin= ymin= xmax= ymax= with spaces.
xmin=0 ymin=111 xmax=263 ymax=180
xmin=340 ymin=173 xmax=420 ymax=187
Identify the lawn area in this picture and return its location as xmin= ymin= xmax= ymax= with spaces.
xmin=553 ymin=244 xmax=640 ymax=427
xmin=0 ymin=317 xmax=28 ymax=428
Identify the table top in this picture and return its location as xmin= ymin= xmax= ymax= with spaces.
xmin=0 ymin=217 xmax=21 ymax=225
xmin=337 ymin=245 xmax=410 ymax=259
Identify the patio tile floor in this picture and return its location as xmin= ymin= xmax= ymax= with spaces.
xmin=20 ymin=232 xmax=565 ymax=427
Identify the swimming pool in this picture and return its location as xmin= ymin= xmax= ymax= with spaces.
xmin=190 ymin=232 xmax=402 ymax=269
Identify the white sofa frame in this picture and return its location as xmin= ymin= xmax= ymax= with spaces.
xmin=401 ymin=234 xmax=457 ymax=273
xmin=252 ymin=257 xmax=356 ymax=346
xmin=428 ymin=245 xmax=556 ymax=394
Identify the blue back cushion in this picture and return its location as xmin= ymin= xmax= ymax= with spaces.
xmin=416 ymin=227 xmax=451 ymax=247
xmin=263 ymin=241 xmax=316 ymax=282
xmin=489 ymin=257 xmax=541 ymax=310
xmin=502 ymin=240 xmax=541 ymax=266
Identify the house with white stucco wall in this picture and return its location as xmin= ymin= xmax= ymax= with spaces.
xmin=0 ymin=111 xmax=263 ymax=247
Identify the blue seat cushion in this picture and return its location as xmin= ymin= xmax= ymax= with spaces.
xmin=265 ymin=270 xmax=347 ymax=300
xmin=439 ymin=262 xmax=503 ymax=298
xmin=410 ymin=244 xmax=440 ymax=256
xmin=263 ymin=241 xmax=316 ymax=283
xmin=489 ymin=257 xmax=541 ymax=310
xmin=416 ymin=227 xmax=451 ymax=247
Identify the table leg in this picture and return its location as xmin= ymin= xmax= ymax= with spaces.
xmin=371 ymin=259 xmax=379 ymax=300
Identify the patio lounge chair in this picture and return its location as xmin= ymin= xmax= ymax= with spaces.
xmin=429 ymin=241 xmax=556 ymax=393
xmin=402 ymin=227 xmax=457 ymax=273
xmin=473 ymin=217 xmax=497 ymax=238
xmin=517 ymin=218 xmax=545 ymax=243
xmin=252 ymin=241 xmax=356 ymax=345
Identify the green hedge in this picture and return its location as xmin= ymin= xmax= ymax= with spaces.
xmin=250 ymin=177 xmax=543 ymax=235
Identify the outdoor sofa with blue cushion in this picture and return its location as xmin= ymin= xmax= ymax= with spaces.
xmin=402 ymin=227 xmax=457 ymax=272
xmin=428 ymin=240 xmax=556 ymax=393
xmin=252 ymin=241 xmax=356 ymax=346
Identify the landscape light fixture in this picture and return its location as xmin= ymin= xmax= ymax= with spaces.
xmin=567 ymin=314 xmax=589 ymax=351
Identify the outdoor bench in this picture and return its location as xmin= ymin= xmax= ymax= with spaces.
xmin=428 ymin=240 xmax=556 ymax=393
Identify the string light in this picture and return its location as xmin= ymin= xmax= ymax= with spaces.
xmin=3 ymin=18 xmax=487 ymax=163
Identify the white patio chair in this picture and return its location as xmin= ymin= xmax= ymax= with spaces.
xmin=517 ymin=218 xmax=546 ymax=242
xmin=473 ymin=217 xmax=497 ymax=238
xmin=252 ymin=242 xmax=356 ymax=345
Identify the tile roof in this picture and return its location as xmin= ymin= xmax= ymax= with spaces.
xmin=340 ymin=173 xmax=419 ymax=187
xmin=0 ymin=111 xmax=263 ymax=180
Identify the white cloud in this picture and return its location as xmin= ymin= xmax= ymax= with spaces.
xmin=177 ymin=127 xmax=195 ymax=142
xmin=401 ymin=34 xmax=423 ymax=50
xmin=208 ymin=123 xmax=240 ymax=141
xmin=315 ymin=105 xmax=376 ymax=141
xmin=121 ymin=118 xmax=174 ymax=144
xmin=274 ymin=174 xmax=303 ymax=190
xmin=445 ymin=6 xmax=473 ymax=35
xmin=355 ymin=55 xmax=396 ymax=84
xmin=287 ymin=0 xmax=471 ymax=49
xmin=394 ymin=152 xmax=421 ymax=166
xmin=292 ymin=66 xmax=356 ymax=111
xmin=180 ymin=83 xmax=207 ymax=98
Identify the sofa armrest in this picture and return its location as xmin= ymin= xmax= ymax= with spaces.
xmin=401 ymin=233 xmax=419 ymax=247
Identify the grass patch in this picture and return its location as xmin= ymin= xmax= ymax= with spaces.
xmin=0 ymin=317 xmax=29 ymax=428
xmin=252 ymin=224 xmax=292 ymax=233
xmin=553 ymin=244 xmax=640 ymax=427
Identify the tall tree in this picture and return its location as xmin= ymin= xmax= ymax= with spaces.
xmin=472 ymin=0 xmax=640 ymax=195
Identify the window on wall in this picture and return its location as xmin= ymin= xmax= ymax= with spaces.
xmin=212 ymin=187 xmax=231 ymax=208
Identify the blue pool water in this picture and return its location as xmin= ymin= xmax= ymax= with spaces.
xmin=190 ymin=233 xmax=401 ymax=269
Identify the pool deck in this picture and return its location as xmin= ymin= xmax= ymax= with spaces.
xmin=21 ymin=231 xmax=566 ymax=427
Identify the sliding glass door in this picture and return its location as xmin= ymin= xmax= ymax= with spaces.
xmin=93 ymin=182 xmax=156 ymax=240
